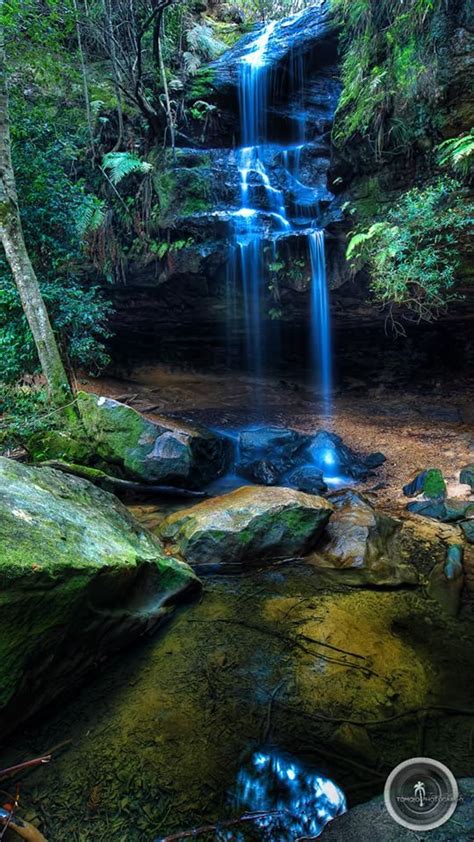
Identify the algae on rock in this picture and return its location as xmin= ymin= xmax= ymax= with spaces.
xmin=0 ymin=456 xmax=199 ymax=739
xmin=160 ymin=485 xmax=334 ymax=566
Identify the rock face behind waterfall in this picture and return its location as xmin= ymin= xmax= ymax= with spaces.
xmin=0 ymin=457 xmax=199 ymax=739
xmin=107 ymin=4 xmax=345 ymax=362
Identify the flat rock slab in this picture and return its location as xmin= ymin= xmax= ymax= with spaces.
xmin=0 ymin=457 xmax=198 ymax=739
xmin=159 ymin=485 xmax=333 ymax=566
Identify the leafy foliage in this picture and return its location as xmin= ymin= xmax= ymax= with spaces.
xmin=0 ymin=91 xmax=113 ymax=383
xmin=331 ymin=0 xmax=443 ymax=156
xmin=0 ymin=385 xmax=61 ymax=450
xmin=345 ymin=178 xmax=474 ymax=328
xmin=438 ymin=130 xmax=474 ymax=177
xmin=102 ymin=152 xmax=153 ymax=185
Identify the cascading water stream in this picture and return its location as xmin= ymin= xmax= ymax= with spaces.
xmin=309 ymin=229 xmax=332 ymax=414
xmin=228 ymin=16 xmax=332 ymax=412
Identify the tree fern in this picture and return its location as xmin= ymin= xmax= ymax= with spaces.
xmin=183 ymin=50 xmax=201 ymax=76
xmin=186 ymin=24 xmax=226 ymax=61
xmin=438 ymin=130 xmax=474 ymax=177
xmin=102 ymin=152 xmax=152 ymax=185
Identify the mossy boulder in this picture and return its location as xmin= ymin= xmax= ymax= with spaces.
xmin=159 ymin=485 xmax=333 ymax=566
xmin=29 ymin=392 xmax=232 ymax=489
xmin=403 ymin=468 xmax=447 ymax=500
xmin=0 ymin=456 xmax=199 ymax=739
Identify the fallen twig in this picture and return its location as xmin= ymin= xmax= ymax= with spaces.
xmin=0 ymin=809 xmax=47 ymax=842
xmin=0 ymin=757 xmax=51 ymax=782
xmin=158 ymin=809 xmax=285 ymax=841
xmin=186 ymin=618 xmax=380 ymax=679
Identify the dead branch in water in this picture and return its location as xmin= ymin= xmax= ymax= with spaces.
xmin=158 ymin=810 xmax=285 ymax=841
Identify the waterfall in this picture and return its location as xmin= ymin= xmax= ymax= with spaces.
xmin=309 ymin=229 xmax=332 ymax=414
xmin=228 ymin=18 xmax=332 ymax=410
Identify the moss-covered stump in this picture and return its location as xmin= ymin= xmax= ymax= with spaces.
xmin=0 ymin=457 xmax=199 ymax=739
xmin=159 ymin=485 xmax=333 ymax=566
xmin=28 ymin=391 xmax=232 ymax=489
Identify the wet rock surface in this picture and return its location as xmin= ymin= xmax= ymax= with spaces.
xmin=320 ymin=778 xmax=474 ymax=841
xmin=308 ymin=491 xmax=417 ymax=587
xmin=210 ymin=1 xmax=337 ymax=92
xmin=234 ymin=426 xmax=385 ymax=486
xmin=159 ymin=485 xmax=333 ymax=566
xmin=0 ymin=457 xmax=198 ymax=740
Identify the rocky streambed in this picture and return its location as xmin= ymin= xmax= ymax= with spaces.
xmin=1 ymin=374 xmax=473 ymax=840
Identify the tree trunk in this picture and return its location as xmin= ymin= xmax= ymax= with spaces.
xmin=0 ymin=17 xmax=74 ymax=409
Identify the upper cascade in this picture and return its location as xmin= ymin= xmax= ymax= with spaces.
xmin=210 ymin=1 xmax=336 ymax=91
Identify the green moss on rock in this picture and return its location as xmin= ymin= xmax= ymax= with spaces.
xmin=159 ymin=485 xmax=334 ymax=566
xmin=0 ymin=456 xmax=199 ymax=738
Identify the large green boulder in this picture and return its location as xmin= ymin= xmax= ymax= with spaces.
xmin=0 ymin=457 xmax=199 ymax=739
xmin=29 ymin=392 xmax=232 ymax=489
xmin=159 ymin=485 xmax=333 ymax=566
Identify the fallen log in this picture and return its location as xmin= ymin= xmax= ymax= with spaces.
xmin=38 ymin=461 xmax=207 ymax=498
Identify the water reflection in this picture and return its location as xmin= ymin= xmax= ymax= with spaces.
xmin=226 ymin=750 xmax=346 ymax=840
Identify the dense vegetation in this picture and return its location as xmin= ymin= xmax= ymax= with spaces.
xmin=332 ymin=0 xmax=473 ymax=323
xmin=0 ymin=0 xmax=472 ymax=436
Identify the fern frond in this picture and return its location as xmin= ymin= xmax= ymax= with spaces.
xmin=102 ymin=152 xmax=153 ymax=185
xmin=186 ymin=24 xmax=225 ymax=60
xmin=183 ymin=51 xmax=201 ymax=76
xmin=76 ymin=196 xmax=106 ymax=236
xmin=438 ymin=131 xmax=474 ymax=176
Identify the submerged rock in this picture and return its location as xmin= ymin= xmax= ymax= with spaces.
xmin=235 ymin=426 xmax=383 ymax=486
xmin=284 ymin=465 xmax=328 ymax=495
xmin=30 ymin=392 xmax=232 ymax=489
xmin=461 ymin=520 xmax=474 ymax=543
xmin=428 ymin=544 xmax=464 ymax=616
xmin=307 ymin=430 xmax=384 ymax=480
xmin=407 ymin=498 xmax=474 ymax=522
xmin=309 ymin=491 xmax=417 ymax=586
xmin=0 ymin=457 xmax=198 ymax=739
xmin=159 ymin=485 xmax=333 ymax=566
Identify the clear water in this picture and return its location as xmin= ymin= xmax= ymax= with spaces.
xmin=226 ymin=750 xmax=346 ymax=840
